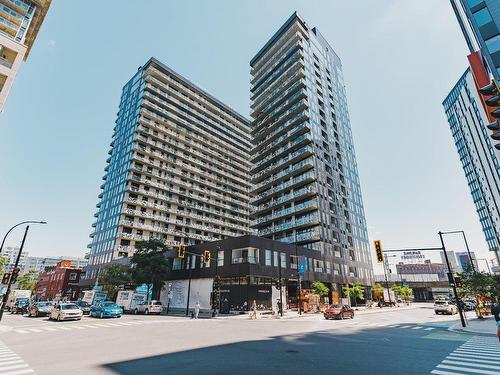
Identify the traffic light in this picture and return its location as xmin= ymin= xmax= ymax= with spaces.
xmin=374 ymin=240 xmax=384 ymax=263
xmin=454 ymin=277 xmax=462 ymax=288
xmin=177 ymin=243 xmax=186 ymax=258
xmin=10 ymin=267 xmax=20 ymax=284
xmin=203 ymin=250 xmax=211 ymax=263
xmin=479 ymin=80 xmax=500 ymax=149
xmin=1 ymin=273 xmax=10 ymax=285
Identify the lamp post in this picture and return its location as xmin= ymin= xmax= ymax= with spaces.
xmin=0 ymin=226 xmax=30 ymax=321
xmin=0 ymin=220 xmax=47 ymax=254
xmin=440 ymin=230 xmax=476 ymax=272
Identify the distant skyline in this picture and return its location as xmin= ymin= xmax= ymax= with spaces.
xmin=0 ymin=1 xmax=494 ymax=272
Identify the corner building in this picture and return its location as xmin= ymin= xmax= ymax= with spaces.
xmin=250 ymin=13 xmax=373 ymax=290
xmin=84 ymin=58 xmax=252 ymax=284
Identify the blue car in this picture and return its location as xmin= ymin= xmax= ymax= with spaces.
xmin=90 ymin=301 xmax=123 ymax=318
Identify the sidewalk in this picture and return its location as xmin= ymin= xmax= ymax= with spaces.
xmin=449 ymin=315 xmax=497 ymax=337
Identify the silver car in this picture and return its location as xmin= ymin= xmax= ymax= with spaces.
xmin=134 ymin=300 xmax=163 ymax=315
xmin=434 ymin=300 xmax=457 ymax=315
xmin=49 ymin=303 xmax=83 ymax=321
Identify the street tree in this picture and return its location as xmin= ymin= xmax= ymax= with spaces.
xmin=312 ymin=281 xmax=329 ymax=297
xmin=0 ymin=257 xmax=7 ymax=276
xmin=16 ymin=270 xmax=39 ymax=292
xmin=343 ymin=284 xmax=365 ymax=307
xmin=131 ymin=239 xmax=169 ymax=300
xmin=100 ymin=263 xmax=133 ymax=299
xmin=458 ymin=270 xmax=493 ymax=298
xmin=398 ymin=286 xmax=413 ymax=303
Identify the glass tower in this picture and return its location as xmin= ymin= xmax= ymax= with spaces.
xmin=249 ymin=13 xmax=373 ymax=286
xmin=443 ymin=68 xmax=500 ymax=255
xmin=85 ymin=58 xmax=252 ymax=284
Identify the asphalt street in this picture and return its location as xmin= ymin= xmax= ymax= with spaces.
xmin=0 ymin=303 xmax=495 ymax=375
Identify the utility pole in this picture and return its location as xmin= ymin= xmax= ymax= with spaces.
xmin=278 ymin=252 xmax=283 ymax=317
xmin=212 ymin=246 xmax=220 ymax=317
xmin=382 ymin=254 xmax=392 ymax=305
xmin=438 ymin=232 xmax=466 ymax=328
xmin=185 ymin=255 xmax=193 ymax=317
xmin=294 ymin=239 xmax=301 ymax=315
xmin=0 ymin=225 xmax=30 ymax=322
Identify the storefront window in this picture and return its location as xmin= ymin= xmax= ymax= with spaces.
xmin=231 ymin=247 xmax=259 ymax=264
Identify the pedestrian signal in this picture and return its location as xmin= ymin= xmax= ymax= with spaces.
xmin=374 ymin=240 xmax=384 ymax=263
xmin=203 ymin=250 xmax=211 ymax=263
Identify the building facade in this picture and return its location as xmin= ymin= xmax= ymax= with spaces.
xmin=162 ymin=235 xmax=368 ymax=312
xmin=249 ymin=13 xmax=372 ymax=287
xmin=458 ymin=0 xmax=500 ymax=81
xmin=23 ymin=255 xmax=87 ymax=275
xmin=0 ymin=246 xmax=27 ymax=272
xmin=0 ymin=0 xmax=51 ymax=111
xmin=34 ymin=260 xmax=82 ymax=301
xmin=396 ymin=260 xmax=449 ymax=281
xmin=84 ymin=58 xmax=252 ymax=285
xmin=443 ymin=68 xmax=500 ymax=258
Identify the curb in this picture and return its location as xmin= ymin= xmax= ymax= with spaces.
xmin=447 ymin=320 xmax=497 ymax=337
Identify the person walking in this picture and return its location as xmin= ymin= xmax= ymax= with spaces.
xmin=492 ymin=299 xmax=500 ymax=342
xmin=250 ymin=300 xmax=257 ymax=320
xmin=194 ymin=301 xmax=200 ymax=319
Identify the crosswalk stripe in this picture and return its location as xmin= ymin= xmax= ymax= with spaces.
xmin=424 ymin=327 xmax=435 ymax=330
xmin=42 ymin=327 xmax=57 ymax=332
xmin=388 ymin=325 xmax=400 ymax=328
xmin=454 ymin=349 xmax=500 ymax=357
xmin=14 ymin=330 xmax=28 ymax=334
xmin=442 ymin=359 xmax=500 ymax=370
xmin=0 ymin=360 xmax=24 ymax=366
xmin=70 ymin=326 xmax=85 ymax=330
xmin=26 ymin=329 xmax=42 ymax=333
xmin=411 ymin=326 xmax=422 ymax=330
xmin=450 ymin=352 xmax=500 ymax=361
xmin=55 ymin=326 xmax=71 ymax=331
xmin=448 ymin=355 xmax=500 ymax=365
xmin=437 ymin=364 xmax=500 ymax=375
xmin=459 ymin=345 xmax=500 ymax=353
xmin=0 ymin=364 xmax=29 ymax=372
xmin=431 ymin=370 xmax=463 ymax=375
xmin=81 ymin=325 xmax=98 ymax=328
xmin=0 ymin=369 xmax=35 ymax=375
xmin=399 ymin=325 xmax=412 ymax=328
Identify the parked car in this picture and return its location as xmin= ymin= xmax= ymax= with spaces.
xmin=90 ymin=301 xmax=123 ymax=318
xmin=324 ymin=304 xmax=354 ymax=320
xmin=28 ymin=301 xmax=54 ymax=317
xmin=49 ymin=303 xmax=83 ymax=321
xmin=134 ymin=300 xmax=163 ymax=315
xmin=434 ymin=300 xmax=457 ymax=315
xmin=73 ymin=300 xmax=91 ymax=315
xmin=10 ymin=298 xmax=30 ymax=314
xmin=463 ymin=301 xmax=476 ymax=311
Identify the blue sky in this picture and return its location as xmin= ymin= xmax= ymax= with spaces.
xmin=0 ymin=1 xmax=491 ymax=271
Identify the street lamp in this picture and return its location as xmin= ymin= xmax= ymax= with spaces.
xmin=440 ymin=230 xmax=476 ymax=272
xmin=0 ymin=221 xmax=47 ymax=254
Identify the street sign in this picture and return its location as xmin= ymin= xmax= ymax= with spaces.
xmin=298 ymin=256 xmax=306 ymax=274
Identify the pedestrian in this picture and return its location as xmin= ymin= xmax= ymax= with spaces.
xmin=250 ymin=300 xmax=257 ymax=319
xmin=194 ymin=301 xmax=200 ymax=319
xmin=492 ymin=299 xmax=500 ymax=342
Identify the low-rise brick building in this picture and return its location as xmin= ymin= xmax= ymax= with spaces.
xmin=35 ymin=260 xmax=83 ymax=301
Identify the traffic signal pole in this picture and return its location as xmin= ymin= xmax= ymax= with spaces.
xmin=0 ymin=225 xmax=30 ymax=322
xmin=438 ymin=232 xmax=466 ymax=328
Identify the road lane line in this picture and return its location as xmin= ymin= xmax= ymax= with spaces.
xmin=437 ymin=364 xmax=500 ymax=375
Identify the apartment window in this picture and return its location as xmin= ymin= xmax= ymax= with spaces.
xmin=68 ymin=272 xmax=78 ymax=281
xmin=290 ymin=255 xmax=298 ymax=269
xmin=231 ymin=247 xmax=259 ymax=264
xmin=273 ymin=251 xmax=278 ymax=267
xmin=280 ymin=252 xmax=286 ymax=268
xmin=486 ymin=34 xmax=500 ymax=54
xmin=217 ymin=250 xmax=224 ymax=267
xmin=265 ymin=250 xmax=272 ymax=266
xmin=473 ymin=7 xmax=493 ymax=27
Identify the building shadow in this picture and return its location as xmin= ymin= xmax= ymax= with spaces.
xmin=101 ymin=323 xmax=468 ymax=375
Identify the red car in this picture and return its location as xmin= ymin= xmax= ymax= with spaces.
xmin=323 ymin=304 xmax=354 ymax=320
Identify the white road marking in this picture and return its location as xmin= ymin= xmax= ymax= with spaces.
xmin=399 ymin=325 xmax=412 ymax=328
xmin=0 ymin=370 xmax=35 ymax=375
xmin=431 ymin=336 xmax=500 ymax=375
xmin=424 ymin=327 xmax=435 ymax=331
xmin=411 ymin=326 xmax=422 ymax=330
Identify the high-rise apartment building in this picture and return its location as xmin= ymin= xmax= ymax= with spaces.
xmin=0 ymin=0 xmax=51 ymax=111
xmin=0 ymin=246 xmax=27 ymax=272
xmin=84 ymin=58 xmax=252 ymax=284
xmin=249 ymin=13 xmax=372 ymax=287
xmin=443 ymin=68 xmax=500 ymax=260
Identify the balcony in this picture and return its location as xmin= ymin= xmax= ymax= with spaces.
xmin=252 ymin=145 xmax=313 ymax=182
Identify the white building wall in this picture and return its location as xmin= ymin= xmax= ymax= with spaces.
xmin=160 ymin=278 xmax=213 ymax=310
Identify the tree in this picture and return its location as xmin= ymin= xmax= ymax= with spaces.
xmin=99 ymin=264 xmax=133 ymax=299
xmin=343 ymin=284 xmax=365 ymax=307
xmin=398 ymin=286 xmax=414 ymax=303
xmin=131 ymin=239 xmax=169 ymax=301
xmin=16 ymin=270 xmax=39 ymax=292
xmin=312 ymin=281 xmax=329 ymax=297
xmin=372 ymin=283 xmax=384 ymax=293
xmin=0 ymin=257 xmax=7 ymax=276
xmin=458 ymin=270 xmax=494 ymax=299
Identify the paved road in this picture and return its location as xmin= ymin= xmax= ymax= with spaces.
xmin=0 ymin=304 xmax=494 ymax=375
